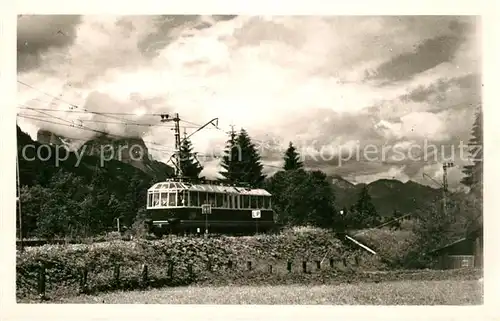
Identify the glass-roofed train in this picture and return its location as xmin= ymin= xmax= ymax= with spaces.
xmin=146 ymin=178 xmax=277 ymax=236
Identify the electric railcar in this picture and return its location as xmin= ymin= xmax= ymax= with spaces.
xmin=145 ymin=178 xmax=277 ymax=236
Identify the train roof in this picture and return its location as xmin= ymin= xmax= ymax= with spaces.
xmin=148 ymin=181 xmax=272 ymax=196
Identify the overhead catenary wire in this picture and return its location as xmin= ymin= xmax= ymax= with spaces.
xmin=18 ymin=80 xmax=149 ymax=125
xmin=17 ymin=80 xmax=286 ymax=169
xmin=19 ymin=102 xmax=281 ymax=155
xmin=18 ymin=108 xmax=208 ymax=129
xmin=17 ymin=114 xmax=175 ymax=153
xmin=17 ymin=114 xmax=285 ymax=170
xmin=18 ymin=105 xmax=166 ymax=117
xmin=17 ymin=80 xmax=284 ymax=150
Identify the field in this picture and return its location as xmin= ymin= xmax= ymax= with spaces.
xmin=55 ymin=280 xmax=483 ymax=305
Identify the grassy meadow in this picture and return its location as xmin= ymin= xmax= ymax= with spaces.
xmin=54 ymin=280 xmax=482 ymax=305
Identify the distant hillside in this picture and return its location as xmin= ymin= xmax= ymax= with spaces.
xmin=329 ymin=175 xmax=442 ymax=217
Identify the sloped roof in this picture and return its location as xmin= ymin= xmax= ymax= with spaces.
xmin=428 ymin=238 xmax=468 ymax=254
xmin=148 ymin=181 xmax=272 ymax=196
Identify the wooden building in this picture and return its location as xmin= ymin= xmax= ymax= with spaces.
xmin=429 ymin=223 xmax=483 ymax=269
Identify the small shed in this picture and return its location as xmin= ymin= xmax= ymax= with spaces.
xmin=429 ymin=223 xmax=483 ymax=269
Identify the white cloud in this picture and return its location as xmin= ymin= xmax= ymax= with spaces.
xmin=17 ymin=15 xmax=480 ymax=188
xmin=348 ymin=166 xmax=410 ymax=184
xmin=375 ymin=111 xmax=459 ymax=142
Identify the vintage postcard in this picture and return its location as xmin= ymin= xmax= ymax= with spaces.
xmin=1 ymin=1 xmax=498 ymax=321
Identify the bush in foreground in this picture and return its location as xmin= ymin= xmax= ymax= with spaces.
xmin=17 ymin=228 xmax=383 ymax=300
xmin=18 ymin=227 xmax=464 ymax=301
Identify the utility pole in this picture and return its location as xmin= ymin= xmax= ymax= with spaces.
xmin=159 ymin=113 xmax=218 ymax=179
xmin=16 ymin=148 xmax=24 ymax=252
xmin=160 ymin=113 xmax=182 ymax=178
xmin=442 ymin=162 xmax=454 ymax=215
xmin=173 ymin=113 xmax=181 ymax=178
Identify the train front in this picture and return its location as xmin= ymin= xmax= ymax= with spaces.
xmin=145 ymin=180 xmax=278 ymax=236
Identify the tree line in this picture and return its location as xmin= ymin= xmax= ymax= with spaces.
xmin=17 ymin=104 xmax=482 ymax=241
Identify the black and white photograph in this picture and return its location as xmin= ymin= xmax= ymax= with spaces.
xmin=10 ymin=11 xmax=489 ymax=309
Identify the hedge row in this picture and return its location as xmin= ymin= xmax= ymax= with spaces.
xmin=17 ymin=228 xmax=385 ymax=299
xmin=18 ymin=228 xmax=480 ymax=301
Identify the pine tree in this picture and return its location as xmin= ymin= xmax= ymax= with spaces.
xmin=219 ymin=127 xmax=240 ymax=183
xmin=236 ymin=129 xmax=265 ymax=187
xmin=348 ymin=185 xmax=380 ymax=229
xmin=461 ymin=105 xmax=483 ymax=198
xmin=219 ymin=128 xmax=265 ymax=187
xmin=283 ymin=142 xmax=303 ymax=171
xmin=178 ymin=137 xmax=203 ymax=180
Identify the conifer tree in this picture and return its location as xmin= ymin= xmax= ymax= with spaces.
xmin=219 ymin=128 xmax=265 ymax=187
xmin=461 ymin=105 xmax=483 ymax=198
xmin=178 ymin=137 xmax=203 ymax=180
xmin=283 ymin=142 xmax=303 ymax=171
xmin=219 ymin=127 xmax=240 ymax=183
xmin=236 ymin=129 xmax=265 ymax=187
xmin=347 ymin=185 xmax=380 ymax=229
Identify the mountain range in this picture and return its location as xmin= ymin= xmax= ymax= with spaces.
xmin=18 ymin=125 xmax=174 ymax=189
xmin=19 ymin=126 xmax=446 ymax=217
xmin=329 ymin=175 xmax=444 ymax=217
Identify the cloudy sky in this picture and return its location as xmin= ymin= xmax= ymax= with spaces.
xmin=16 ymin=15 xmax=481 ymax=189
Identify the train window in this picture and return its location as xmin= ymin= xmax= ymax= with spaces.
xmin=263 ymin=196 xmax=270 ymax=209
xmin=178 ymin=192 xmax=187 ymax=206
xmin=199 ymin=192 xmax=207 ymax=205
xmin=190 ymin=191 xmax=199 ymax=207
xmin=208 ymin=193 xmax=216 ymax=206
xmin=216 ymin=193 xmax=223 ymax=207
xmin=152 ymin=193 xmax=160 ymax=206
xmin=160 ymin=193 xmax=168 ymax=206
xmin=242 ymin=195 xmax=250 ymax=208
xmin=250 ymin=196 xmax=258 ymax=208
xmin=168 ymin=192 xmax=176 ymax=206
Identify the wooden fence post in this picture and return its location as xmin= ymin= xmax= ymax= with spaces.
xmin=79 ymin=267 xmax=88 ymax=294
xmin=187 ymin=264 xmax=193 ymax=278
xmin=167 ymin=261 xmax=174 ymax=278
xmin=38 ymin=263 xmax=46 ymax=301
xmin=247 ymin=261 xmax=252 ymax=271
xmin=141 ymin=264 xmax=148 ymax=287
xmin=113 ymin=265 xmax=120 ymax=287
xmin=329 ymin=258 xmax=334 ymax=268
xmin=315 ymin=260 xmax=321 ymax=271
xmin=268 ymin=264 xmax=273 ymax=274
xmin=302 ymin=261 xmax=307 ymax=273
xmin=287 ymin=261 xmax=292 ymax=273
xmin=355 ymin=256 xmax=360 ymax=266
xmin=206 ymin=259 xmax=212 ymax=272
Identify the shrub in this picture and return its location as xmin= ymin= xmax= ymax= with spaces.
xmin=16 ymin=227 xmax=437 ymax=301
xmin=351 ymin=228 xmax=417 ymax=268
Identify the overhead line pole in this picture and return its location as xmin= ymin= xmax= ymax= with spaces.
xmin=442 ymin=162 xmax=454 ymax=216
xmin=16 ymin=147 xmax=24 ymax=252
xmin=159 ymin=114 xmax=219 ymax=179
